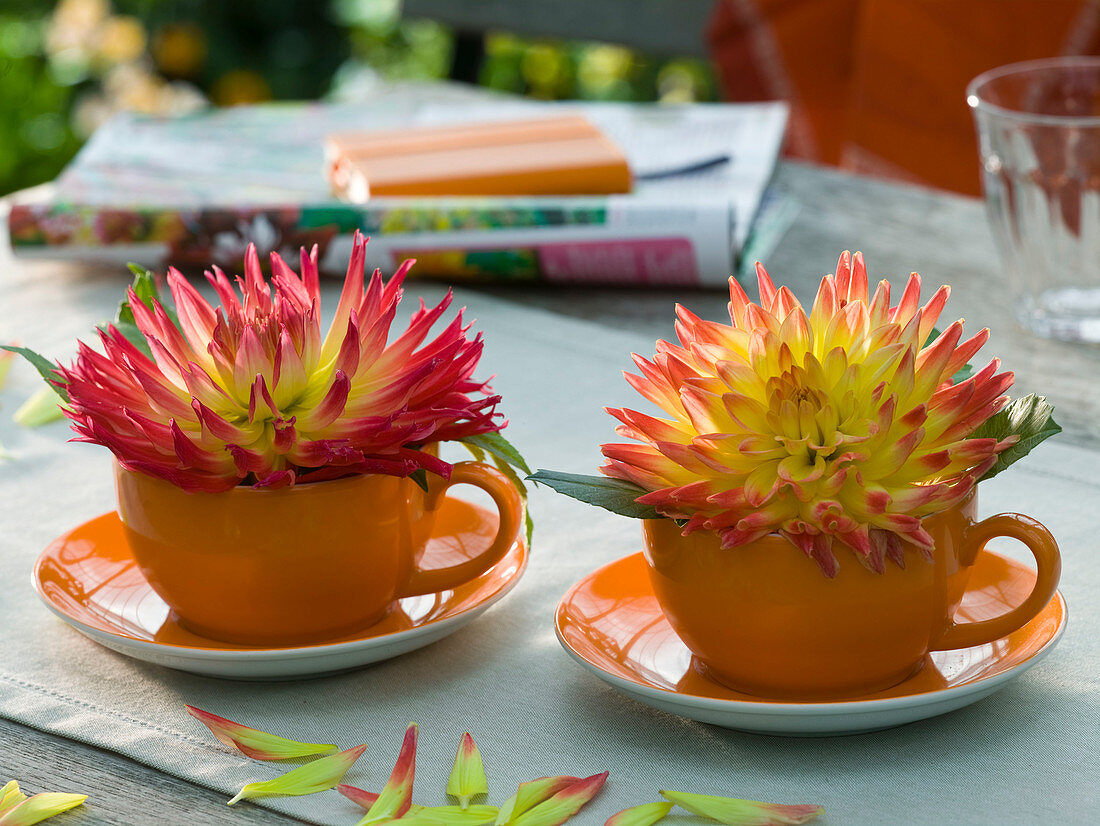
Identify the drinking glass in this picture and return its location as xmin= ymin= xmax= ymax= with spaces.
xmin=968 ymin=57 xmax=1100 ymax=342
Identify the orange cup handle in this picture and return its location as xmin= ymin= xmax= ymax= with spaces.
xmin=932 ymin=513 xmax=1061 ymax=650
xmin=398 ymin=461 xmax=523 ymax=597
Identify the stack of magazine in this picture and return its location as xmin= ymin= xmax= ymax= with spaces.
xmin=7 ymin=98 xmax=789 ymax=287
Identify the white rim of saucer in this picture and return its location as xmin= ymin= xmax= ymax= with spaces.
xmin=554 ymin=571 xmax=1067 ymax=716
xmin=35 ymin=543 xmax=528 ymax=662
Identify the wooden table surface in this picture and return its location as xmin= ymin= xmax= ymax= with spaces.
xmin=2 ymin=159 xmax=1096 ymax=825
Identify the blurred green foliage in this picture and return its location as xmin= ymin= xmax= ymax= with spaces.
xmin=0 ymin=4 xmax=83 ymax=195
xmin=0 ymin=0 xmax=717 ymax=196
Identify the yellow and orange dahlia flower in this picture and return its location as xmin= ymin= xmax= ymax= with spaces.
xmin=602 ymin=252 xmax=1016 ymax=575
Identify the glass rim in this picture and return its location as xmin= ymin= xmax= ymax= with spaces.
xmin=967 ymin=56 xmax=1100 ymax=126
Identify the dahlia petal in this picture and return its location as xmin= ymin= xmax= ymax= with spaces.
xmin=867 ymin=278 xmax=891 ymax=325
xmin=334 ymin=313 xmax=362 ymax=378
xmin=722 ymin=392 xmax=769 ymax=432
xmin=272 ymin=418 xmax=297 ymax=454
xmin=496 ymin=777 xmax=581 ymax=825
xmin=876 ymin=529 xmax=906 ymax=569
xmin=227 ymin=443 xmax=277 ymax=476
xmin=398 ymin=805 xmax=499 ymax=825
xmin=755 ymin=262 xmax=778 ymax=308
xmin=254 ymin=469 xmax=295 ymax=488
xmin=771 ymin=285 xmax=801 ymax=319
xmin=601 ymin=443 xmax=682 ymax=478
xmin=719 ymin=526 xmax=771 ymax=548
xmin=942 ymin=327 xmax=989 ymax=379
xmin=0 ymin=790 xmax=88 ymax=825
xmin=272 ymin=328 xmax=308 ymax=407
xmin=727 ymin=275 xmax=752 ymax=327
xmin=234 ymin=326 xmax=271 ymax=397
xmin=660 ymin=790 xmax=823 ymax=825
xmin=914 ymin=319 xmax=962 ymax=391
xmin=776 ymin=453 xmax=824 ymax=484
xmin=915 ymin=449 xmax=951 ymax=474
xmin=337 ymin=785 xmax=381 ymax=811
xmin=358 ymin=722 xmax=417 ymax=824
xmin=300 ymin=245 xmax=321 ymax=308
xmin=269 ymin=252 xmax=312 ymax=313
xmin=320 ymin=232 xmax=367 ymax=365
xmin=0 ymin=780 xmax=24 ymax=815
xmin=787 ymin=532 xmax=841 ymax=578
xmin=653 ymin=440 xmax=718 ymax=475
xmin=743 ymin=461 xmax=781 ymax=507
xmin=227 ymin=744 xmax=367 ymax=806
xmin=248 ymin=374 xmax=281 ymax=424
xmin=241 ymin=243 xmax=273 ymax=317
xmin=625 ymin=358 xmax=683 ymax=415
xmin=205 ymin=266 xmax=243 ymax=313
xmin=918 ymin=285 xmax=951 ymax=344
xmin=184 ymin=705 xmax=336 ymax=760
xmin=171 ymin=420 xmax=225 ymax=472
xmin=446 ymin=733 xmax=488 ymax=810
xmin=891 ymin=272 xmax=923 ymax=327
xmin=887 ymin=484 xmax=941 ymax=512
xmin=606 ymin=407 xmax=686 ymax=444
xmin=508 ymin=772 xmax=608 ymax=826
xmin=192 ymin=399 xmax=254 ymax=443
xmin=295 ymin=371 xmax=351 ymax=432
xmin=834 ymin=250 xmax=852 ymax=299
xmin=604 ymin=801 xmax=674 ymax=826
xmin=168 ymin=268 xmax=218 ymax=355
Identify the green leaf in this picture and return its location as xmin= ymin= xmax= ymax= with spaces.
xmin=970 ymin=394 xmax=1061 ymax=481
xmin=523 ymin=511 xmax=534 ymax=550
xmin=459 ymin=433 xmax=534 ymax=548
xmin=127 ymin=262 xmax=159 ymax=303
xmin=410 ymin=468 xmax=430 ymax=493
xmin=0 ymin=346 xmax=68 ymax=403
xmin=459 ymin=441 xmax=487 ymax=463
xmin=462 ymin=432 xmax=531 ymax=476
xmin=487 ymin=455 xmax=533 ymax=549
xmin=951 ymin=363 xmax=974 ymax=382
xmin=526 ymin=470 xmax=660 ymax=520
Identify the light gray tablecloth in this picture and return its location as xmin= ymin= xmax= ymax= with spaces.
xmin=0 ymin=271 xmax=1097 ymax=825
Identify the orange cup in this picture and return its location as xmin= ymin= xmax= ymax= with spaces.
xmin=115 ymin=461 xmax=523 ymax=645
xmin=642 ymin=489 xmax=1061 ymax=699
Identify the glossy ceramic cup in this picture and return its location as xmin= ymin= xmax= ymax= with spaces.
xmin=115 ymin=461 xmax=523 ymax=645
xmin=642 ymin=490 xmax=1061 ymax=699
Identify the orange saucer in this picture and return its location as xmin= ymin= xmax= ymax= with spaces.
xmin=35 ymin=497 xmax=527 ymax=680
xmin=555 ymin=550 xmax=1066 ymax=735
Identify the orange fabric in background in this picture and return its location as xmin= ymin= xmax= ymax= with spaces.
xmin=708 ymin=0 xmax=1100 ymax=194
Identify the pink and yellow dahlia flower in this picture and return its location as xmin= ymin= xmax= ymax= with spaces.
xmin=602 ymin=252 xmax=1016 ymax=575
xmin=59 ymin=233 xmax=501 ymax=491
